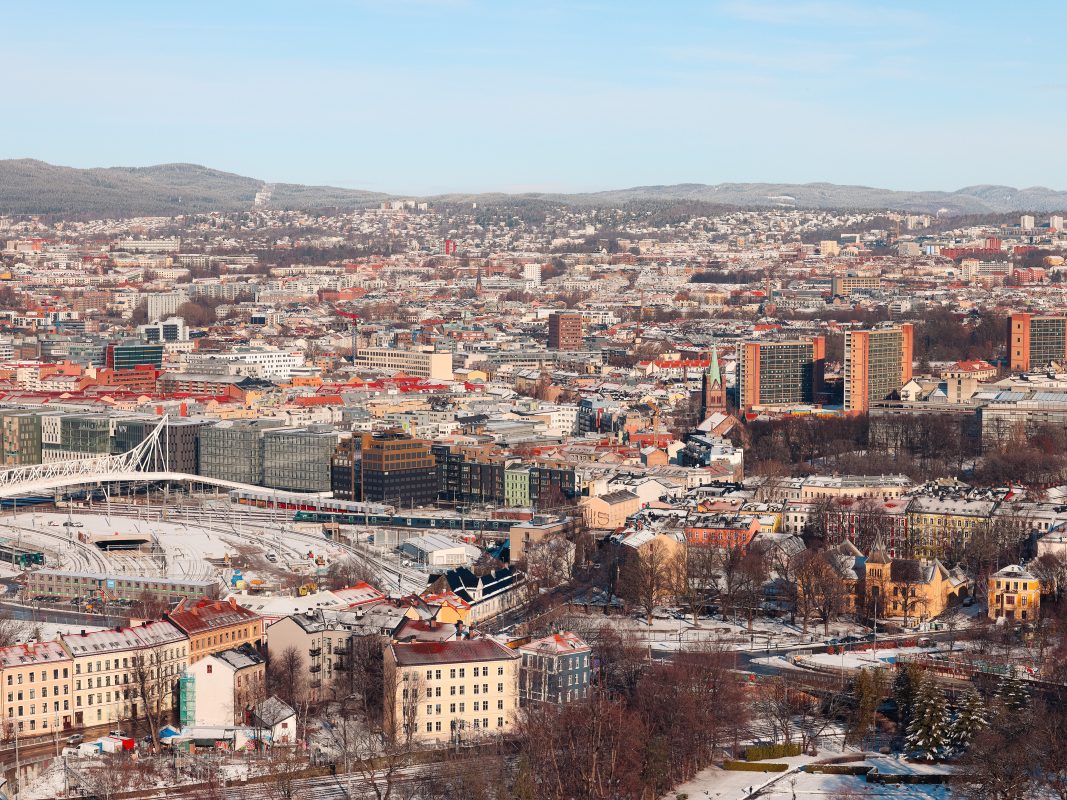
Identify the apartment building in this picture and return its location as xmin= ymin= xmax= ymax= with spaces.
xmin=906 ymin=496 xmax=997 ymax=560
xmin=1009 ymin=312 xmax=1067 ymax=372
xmin=0 ymin=641 xmax=73 ymax=738
xmin=988 ymin=564 xmax=1041 ymax=622
xmin=831 ymin=273 xmax=880 ymax=297
xmin=178 ymin=644 xmax=265 ymax=727
xmin=547 ymin=312 xmax=583 ymax=351
xmin=166 ymin=597 xmax=263 ymax=664
xmin=61 ymin=621 xmax=187 ymax=728
xmin=354 ymin=347 xmax=454 ymax=380
xmin=737 ymin=337 xmax=826 ymax=410
xmin=517 ymin=632 xmax=591 ymax=705
xmin=384 ymin=639 xmax=520 ymax=744
xmin=844 ymin=323 xmax=914 ymax=414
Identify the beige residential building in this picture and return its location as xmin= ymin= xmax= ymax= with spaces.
xmin=0 ymin=641 xmax=73 ymax=738
xmin=581 ymin=489 xmax=641 ymax=529
xmin=354 ymin=347 xmax=454 ymax=380
xmin=384 ymin=639 xmax=519 ymax=745
xmin=61 ymin=621 xmax=188 ymax=728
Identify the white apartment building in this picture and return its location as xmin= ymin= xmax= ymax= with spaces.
xmin=147 ymin=292 xmax=189 ymax=322
xmin=112 ymin=238 xmax=181 ymax=254
xmin=187 ymin=349 xmax=305 ymax=380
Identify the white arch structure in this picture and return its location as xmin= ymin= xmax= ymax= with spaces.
xmin=0 ymin=416 xmax=271 ymax=499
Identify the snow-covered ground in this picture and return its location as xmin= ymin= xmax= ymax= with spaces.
xmin=666 ymin=755 xmax=815 ymax=800
xmin=562 ymin=609 xmax=874 ymax=653
xmin=669 ymin=756 xmax=955 ymax=800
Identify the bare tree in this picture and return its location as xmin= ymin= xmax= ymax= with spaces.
xmin=890 ymin=560 xmax=930 ymax=628
xmin=322 ymin=557 xmax=377 ymax=591
xmin=796 ymin=551 xmax=847 ymax=635
xmin=677 ymin=544 xmax=720 ymax=625
xmin=269 ymin=645 xmax=308 ymax=710
xmin=130 ymin=646 xmax=177 ymax=746
xmin=618 ymin=540 xmax=681 ymax=623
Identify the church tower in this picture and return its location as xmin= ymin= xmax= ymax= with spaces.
xmin=700 ymin=345 xmax=727 ymax=420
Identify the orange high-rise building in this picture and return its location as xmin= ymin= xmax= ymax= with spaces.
xmin=843 ymin=324 xmax=914 ymax=414
xmin=1009 ymin=312 xmax=1067 ymax=372
xmin=737 ymin=336 xmax=825 ymax=411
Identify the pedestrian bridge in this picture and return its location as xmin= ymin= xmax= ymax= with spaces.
xmin=0 ymin=416 xmax=272 ymax=499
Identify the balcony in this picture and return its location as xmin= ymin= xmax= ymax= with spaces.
xmin=333 ymin=646 xmax=348 ymax=655
xmin=310 ymin=679 xmax=321 ymax=689
xmin=310 ymin=664 xmax=321 ymax=673
xmin=309 ymin=647 xmax=321 ymax=657
xmin=334 ymin=661 xmax=349 ymax=671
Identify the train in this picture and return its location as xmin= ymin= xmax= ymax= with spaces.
xmin=227 ymin=487 xmax=514 ymax=534
xmin=228 ymin=488 xmax=394 ymax=517
xmin=292 ymin=509 xmax=515 ymax=532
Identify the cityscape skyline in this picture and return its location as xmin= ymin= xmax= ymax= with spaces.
xmin=4 ymin=1 xmax=1067 ymax=194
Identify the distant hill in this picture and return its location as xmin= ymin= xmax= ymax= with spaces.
xmin=440 ymin=182 xmax=1067 ymax=214
xmin=0 ymin=160 xmax=388 ymax=217
xmin=1 ymin=159 xmax=1066 ymax=217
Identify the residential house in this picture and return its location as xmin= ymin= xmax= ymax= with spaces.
xmin=383 ymin=639 xmax=520 ymax=744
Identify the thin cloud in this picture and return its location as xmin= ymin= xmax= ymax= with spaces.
xmin=716 ymin=0 xmax=927 ymax=28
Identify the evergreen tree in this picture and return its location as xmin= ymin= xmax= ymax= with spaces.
xmin=893 ymin=662 xmax=924 ymax=730
xmin=849 ymin=668 xmax=887 ymax=747
xmin=949 ymin=686 xmax=988 ymax=753
xmin=996 ymin=675 xmax=1030 ymax=713
xmin=906 ymin=676 xmax=949 ymax=760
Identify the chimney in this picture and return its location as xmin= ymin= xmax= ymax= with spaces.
xmin=228 ymin=596 xmax=238 ymax=610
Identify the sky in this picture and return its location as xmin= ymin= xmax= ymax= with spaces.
xmin=4 ymin=1 xmax=1067 ymax=195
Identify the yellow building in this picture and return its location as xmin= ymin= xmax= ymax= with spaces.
xmin=581 ymin=489 xmax=641 ymax=529
xmin=862 ymin=541 xmax=970 ymax=623
xmin=905 ymin=496 xmax=996 ymax=560
xmin=988 ymin=564 xmax=1041 ymax=622
xmin=61 ymin=621 xmax=188 ymax=729
xmin=384 ymin=639 xmax=519 ymax=744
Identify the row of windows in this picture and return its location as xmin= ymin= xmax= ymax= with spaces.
xmin=404 ymin=683 xmax=505 ymax=698
xmin=7 ymin=700 xmax=67 ymax=718
xmin=408 ymin=665 xmax=506 ymax=681
xmin=7 ymin=685 xmax=67 ymax=701
xmin=6 ymin=668 xmax=67 ymax=685
xmin=426 ymin=717 xmax=504 ymax=733
xmin=425 ymin=700 xmax=505 ymax=715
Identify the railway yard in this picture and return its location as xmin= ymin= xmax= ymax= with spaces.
xmin=0 ymin=489 xmax=434 ymax=609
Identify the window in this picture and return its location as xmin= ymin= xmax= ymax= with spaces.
xmin=498 ymin=717 xmax=504 ymax=727
xmin=497 ymin=667 xmax=504 ymax=676
xmin=426 ymin=722 xmax=432 ymax=732
xmin=450 ymin=703 xmax=456 ymax=713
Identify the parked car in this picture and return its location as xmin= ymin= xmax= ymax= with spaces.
xmin=67 ymin=733 xmax=84 ymax=745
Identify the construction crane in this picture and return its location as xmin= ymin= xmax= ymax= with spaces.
xmin=334 ymin=308 xmax=360 ymax=362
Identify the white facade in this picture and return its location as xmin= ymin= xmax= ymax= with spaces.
xmin=147 ymin=292 xmax=189 ymax=322
xmin=187 ymin=349 xmax=305 ymax=380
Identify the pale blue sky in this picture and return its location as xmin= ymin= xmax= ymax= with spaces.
xmin=4 ymin=1 xmax=1065 ymax=194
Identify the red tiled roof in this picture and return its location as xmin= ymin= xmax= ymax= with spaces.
xmin=167 ymin=597 xmax=260 ymax=635
xmin=391 ymin=638 xmax=517 ymax=666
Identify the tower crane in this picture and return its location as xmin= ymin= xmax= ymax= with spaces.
xmin=334 ymin=308 xmax=360 ymax=362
